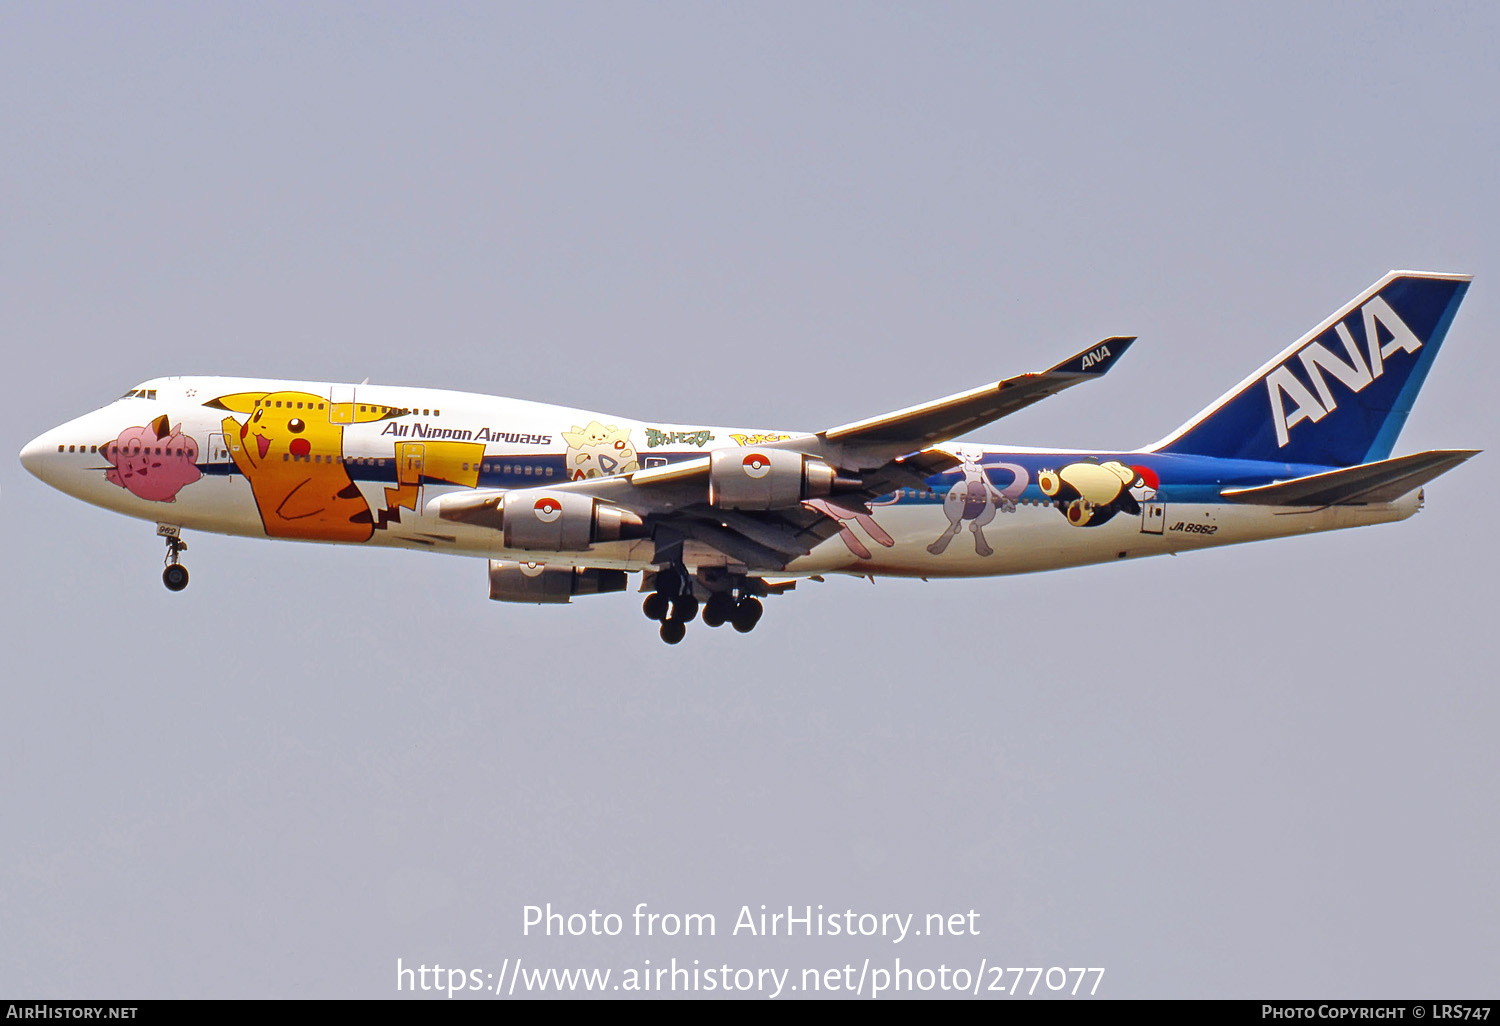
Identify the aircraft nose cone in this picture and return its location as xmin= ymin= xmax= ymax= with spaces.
xmin=19 ymin=431 xmax=55 ymax=481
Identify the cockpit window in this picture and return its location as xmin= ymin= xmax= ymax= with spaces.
xmin=118 ymin=388 xmax=159 ymax=400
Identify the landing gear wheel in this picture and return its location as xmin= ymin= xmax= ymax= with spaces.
xmin=730 ymin=596 xmax=763 ymax=633
xmin=671 ymin=594 xmax=699 ymax=624
xmin=703 ymin=592 xmax=734 ymax=627
xmin=160 ymin=528 xmax=189 ymax=592
xmin=642 ymin=592 xmax=670 ymax=621
xmin=659 ymin=619 xmax=687 ymax=645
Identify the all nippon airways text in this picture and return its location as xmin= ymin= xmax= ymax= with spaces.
xmin=522 ymin=903 xmax=980 ymax=943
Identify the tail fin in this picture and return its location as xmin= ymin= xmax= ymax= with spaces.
xmin=1151 ymin=272 xmax=1470 ymax=466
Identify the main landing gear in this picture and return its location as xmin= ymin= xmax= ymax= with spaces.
xmin=159 ymin=524 xmax=189 ymax=592
xmin=640 ymin=567 xmax=765 ymax=644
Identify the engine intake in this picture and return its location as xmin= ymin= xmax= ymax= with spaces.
xmin=488 ymin=561 xmax=629 ymax=604
xmin=707 ymin=449 xmax=860 ymax=509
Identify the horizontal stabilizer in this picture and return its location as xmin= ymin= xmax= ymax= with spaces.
xmin=1221 ymin=449 xmax=1479 ymax=506
xmin=822 ymin=336 xmax=1136 ymax=450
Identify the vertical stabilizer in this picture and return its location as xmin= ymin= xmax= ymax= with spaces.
xmin=1152 ymin=272 xmax=1470 ymax=466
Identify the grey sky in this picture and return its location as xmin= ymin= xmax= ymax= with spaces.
xmin=3 ymin=1 xmax=1497 ymax=999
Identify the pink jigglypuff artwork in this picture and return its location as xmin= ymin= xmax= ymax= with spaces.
xmin=102 ymin=415 xmax=202 ymax=502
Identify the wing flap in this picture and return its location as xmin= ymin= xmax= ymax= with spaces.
xmin=628 ymin=456 xmax=710 ymax=487
xmin=1221 ymin=449 xmax=1479 ymax=506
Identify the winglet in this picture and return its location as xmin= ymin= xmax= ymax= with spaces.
xmin=1046 ymin=336 xmax=1136 ymax=376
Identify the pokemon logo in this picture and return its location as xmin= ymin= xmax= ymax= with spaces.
xmin=730 ymin=433 xmax=792 ymax=446
xmin=742 ymin=453 xmax=771 ymax=479
xmin=562 ymin=421 xmax=639 ymax=480
xmin=1267 ymin=295 xmax=1423 ymax=448
xmin=645 ymin=428 xmax=714 ymax=448
xmin=534 ymin=497 xmax=562 ymax=523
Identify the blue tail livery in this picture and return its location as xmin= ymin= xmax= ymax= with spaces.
xmin=1151 ymin=271 xmax=1470 ymax=467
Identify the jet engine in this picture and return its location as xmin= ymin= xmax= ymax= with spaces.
xmin=487 ymin=561 xmax=629 ymax=604
xmin=707 ymin=448 xmax=860 ymax=510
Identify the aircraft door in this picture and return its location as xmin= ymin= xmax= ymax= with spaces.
xmin=329 ymin=385 xmax=356 ymax=425
xmin=205 ymin=432 xmax=233 ymax=466
xmin=398 ymin=442 xmax=426 ymax=509
xmin=1140 ymin=501 xmax=1167 ymax=534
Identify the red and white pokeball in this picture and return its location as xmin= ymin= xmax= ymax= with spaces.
xmin=742 ymin=453 xmax=771 ymax=479
xmin=533 ymin=497 xmax=562 ymax=523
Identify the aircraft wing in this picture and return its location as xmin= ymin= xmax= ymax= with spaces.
xmin=820 ymin=335 xmax=1135 ymax=453
xmin=624 ymin=333 xmax=1136 ymax=483
xmin=432 ymin=338 xmax=1134 ymax=570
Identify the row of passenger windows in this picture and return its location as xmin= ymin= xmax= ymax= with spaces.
xmin=891 ymin=487 xmax=1053 ymax=505
xmin=57 ymin=440 xmax=548 ymax=473
xmin=274 ymin=454 xmax=555 ymax=478
xmin=252 ymin=400 xmax=441 ymax=416
xmin=464 ymin=463 xmax=554 ymax=477
xmin=57 ymin=448 xmax=1010 ymax=498
xmin=61 ymin=443 xmax=188 ymax=456
xmin=282 ymin=454 xmax=392 ymax=464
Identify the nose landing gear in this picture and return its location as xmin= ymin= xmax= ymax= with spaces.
xmin=158 ymin=524 xmax=189 ymax=592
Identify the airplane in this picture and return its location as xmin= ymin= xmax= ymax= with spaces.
xmin=19 ymin=271 xmax=1477 ymax=644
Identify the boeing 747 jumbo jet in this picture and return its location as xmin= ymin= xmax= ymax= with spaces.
xmin=20 ymin=272 xmax=1477 ymax=643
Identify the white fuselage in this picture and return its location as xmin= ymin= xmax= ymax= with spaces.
xmin=20 ymin=375 xmax=1419 ymax=580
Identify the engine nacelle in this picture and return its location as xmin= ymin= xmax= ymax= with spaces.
xmin=501 ymin=490 xmax=643 ymax=551
xmin=487 ymin=561 xmax=629 ymax=604
xmin=708 ymin=448 xmax=855 ymax=509
xmin=434 ymin=487 xmax=646 ymax=551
